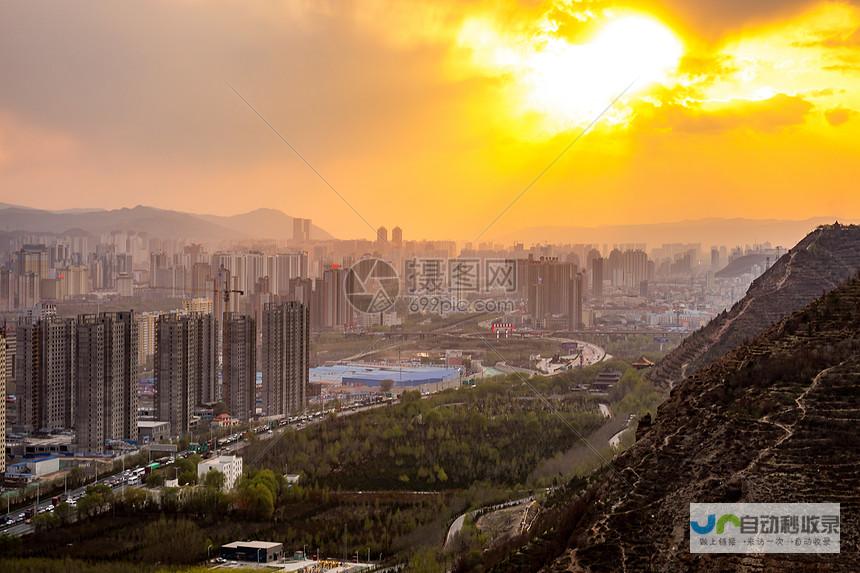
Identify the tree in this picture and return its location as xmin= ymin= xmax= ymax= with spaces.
xmin=67 ymin=466 xmax=85 ymax=488
xmin=146 ymin=471 xmax=165 ymax=488
xmin=54 ymin=501 xmax=73 ymax=525
xmin=380 ymin=379 xmax=395 ymax=393
xmin=31 ymin=511 xmax=59 ymax=531
xmin=237 ymin=482 xmax=274 ymax=520
xmin=408 ymin=548 xmax=444 ymax=573
xmin=120 ymin=487 xmax=148 ymax=511
xmin=76 ymin=492 xmax=106 ymax=518
xmin=203 ymin=470 xmax=225 ymax=491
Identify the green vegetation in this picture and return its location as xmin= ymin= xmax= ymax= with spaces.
xmin=576 ymin=332 xmax=683 ymax=362
xmin=246 ymin=378 xmax=606 ymax=490
xmin=4 ymin=359 xmax=665 ymax=573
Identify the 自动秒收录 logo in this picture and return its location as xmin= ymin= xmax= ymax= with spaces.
xmin=690 ymin=513 xmax=740 ymax=535
xmin=689 ymin=503 xmax=840 ymax=554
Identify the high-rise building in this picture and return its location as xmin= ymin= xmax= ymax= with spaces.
xmin=285 ymin=277 xmax=319 ymax=331
xmin=3 ymin=326 xmax=15 ymax=404
xmin=320 ymin=266 xmax=353 ymax=329
xmin=262 ymin=301 xmax=309 ymax=416
xmin=75 ymin=312 xmax=138 ymax=452
xmin=0 ymin=331 xmax=5 ymax=473
xmin=621 ymin=249 xmax=649 ymax=290
xmin=155 ymin=312 xmax=216 ymax=436
xmin=16 ymin=245 xmax=49 ymax=279
xmin=391 ymin=226 xmax=403 ymax=247
xmin=568 ymin=272 xmax=584 ymax=331
xmin=183 ymin=297 xmax=213 ymax=314
xmin=711 ymin=247 xmax=721 ymax=270
xmin=16 ymin=316 xmax=76 ymax=432
xmin=191 ymin=261 xmax=212 ymax=295
xmin=376 ymin=226 xmax=388 ymax=245
xmin=272 ymin=252 xmax=308 ymax=296
xmin=222 ymin=313 xmax=257 ymax=422
xmin=525 ymin=256 xmax=578 ymax=321
xmin=292 ymin=218 xmax=311 ymax=242
xmin=136 ymin=311 xmax=159 ymax=368
xmin=193 ymin=312 xmax=218 ymax=405
xmin=592 ymin=256 xmax=604 ymax=300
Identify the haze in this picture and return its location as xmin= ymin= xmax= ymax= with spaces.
xmin=1 ymin=0 xmax=859 ymax=240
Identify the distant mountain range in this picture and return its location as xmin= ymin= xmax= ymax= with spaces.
xmin=502 ymin=217 xmax=858 ymax=248
xmin=0 ymin=204 xmax=333 ymax=242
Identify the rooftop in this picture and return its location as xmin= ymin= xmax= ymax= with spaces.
xmin=137 ymin=420 xmax=169 ymax=428
xmin=200 ymin=455 xmax=241 ymax=466
xmin=222 ymin=540 xmax=282 ymax=549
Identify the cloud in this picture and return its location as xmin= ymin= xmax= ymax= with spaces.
xmin=626 ymin=0 xmax=834 ymax=38
xmin=825 ymin=107 xmax=857 ymax=125
xmin=0 ymin=0 xmax=859 ymax=236
xmin=639 ymin=94 xmax=814 ymax=133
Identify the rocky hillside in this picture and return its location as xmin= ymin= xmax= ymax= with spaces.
xmin=649 ymin=223 xmax=860 ymax=387
xmin=541 ymin=275 xmax=860 ymax=572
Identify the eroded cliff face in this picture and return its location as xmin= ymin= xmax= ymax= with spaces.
xmin=545 ymin=276 xmax=860 ymax=572
xmin=649 ymin=224 xmax=860 ymax=389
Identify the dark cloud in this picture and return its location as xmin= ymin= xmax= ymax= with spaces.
xmin=0 ymin=1 xmax=458 ymax=167
xmin=625 ymin=0 xmax=850 ymax=37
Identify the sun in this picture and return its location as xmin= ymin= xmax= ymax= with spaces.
xmin=520 ymin=14 xmax=684 ymax=128
xmin=458 ymin=12 xmax=684 ymax=133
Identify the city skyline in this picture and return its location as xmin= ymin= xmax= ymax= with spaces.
xmin=2 ymin=1 xmax=860 ymax=240
xmin=1 ymin=1 xmax=859 ymax=569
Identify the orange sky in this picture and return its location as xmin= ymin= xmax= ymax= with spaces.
xmin=1 ymin=0 xmax=859 ymax=241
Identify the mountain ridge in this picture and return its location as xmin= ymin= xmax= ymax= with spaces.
xmin=0 ymin=204 xmax=333 ymax=242
xmin=501 ymin=217 xmax=858 ymax=249
xmin=540 ymin=273 xmax=860 ymax=572
xmin=649 ymin=223 xmax=860 ymax=387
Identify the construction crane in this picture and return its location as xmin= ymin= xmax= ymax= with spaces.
xmin=134 ymin=284 xmax=243 ymax=304
xmin=216 ymin=285 xmax=244 ymax=305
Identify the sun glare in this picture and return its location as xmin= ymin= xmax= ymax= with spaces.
xmin=522 ymin=15 xmax=683 ymax=127
xmin=459 ymin=13 xmax=684 ymax=133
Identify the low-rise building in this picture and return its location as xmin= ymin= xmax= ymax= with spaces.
xmin=5 ymin=455 xmax=61 ymax=481
xmin=591 ymin=370 xmax=622 ymax=392
xmin=137 ymin=420 xmax=171 ymax=444
xmin=197 ymin=455 xmax=243 ymax=491
xmin=219 ymin=540 xmax=283 ymax=563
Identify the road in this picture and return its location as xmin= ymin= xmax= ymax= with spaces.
xmin=609 ymin=414 xmax=637 ymax=449
xmin=444 ymin=494 xmax=539 ymax=550
xmin=0 ymin=396 xmax=398 ymax=538
xmin=598 ymin=403 xmax=612 ymax=418
xmin=1 ymin=464 xmax=152 ymax=537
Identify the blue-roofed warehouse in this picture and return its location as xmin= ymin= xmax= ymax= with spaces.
xmin=312 ymin=364 xmax=461 ymax=389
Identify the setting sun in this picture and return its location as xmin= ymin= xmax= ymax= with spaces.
xmin=457 ymin=12 xmax=684 ymax=133
xmin=522 ymin=15 xmax=684 ymax=126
